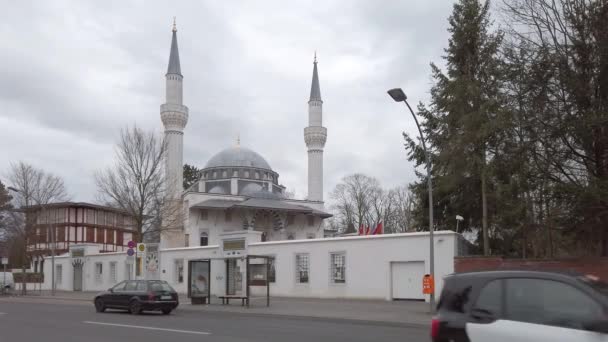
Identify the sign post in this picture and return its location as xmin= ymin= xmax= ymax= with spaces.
xmin=127 ymin=241 xmax=136 ymax=280
xmin=136 ymin=243 xmax=145 ymax=279
xmin=423 ymin=274 xmax=434 ymax=297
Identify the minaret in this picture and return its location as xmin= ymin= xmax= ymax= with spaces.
xmin=304 ymin=53 xmax=327 ymax=202
xmin=161 ymin=19 xmax=188 ymax=198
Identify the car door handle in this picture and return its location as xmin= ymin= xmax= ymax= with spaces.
xmin=471 ymin=308 xmax=497 ymax=323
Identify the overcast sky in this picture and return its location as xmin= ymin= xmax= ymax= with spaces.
xmin=0 ymin=0 xmax=454 ymax=203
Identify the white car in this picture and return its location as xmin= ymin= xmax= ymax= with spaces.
xmin=432 ymin=270 xmax=608 ymax=342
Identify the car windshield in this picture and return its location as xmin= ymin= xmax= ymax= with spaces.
xmin=149 ymin=281 xmax=174 ymax=292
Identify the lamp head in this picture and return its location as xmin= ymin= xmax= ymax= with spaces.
xmin=387 ymin=88 xmax=407 ymax=102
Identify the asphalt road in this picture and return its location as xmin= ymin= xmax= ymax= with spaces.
xmin=0 ymin=299 xmax=430 ymax=342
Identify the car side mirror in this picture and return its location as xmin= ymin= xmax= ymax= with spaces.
xmin=586 ymin=320 xmax=608 ymax=334
xmin=470 ymin=308 xmax=497 ymax=323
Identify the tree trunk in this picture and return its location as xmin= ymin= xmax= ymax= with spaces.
xmin=482 ymin=160 xmax=489 ymax=256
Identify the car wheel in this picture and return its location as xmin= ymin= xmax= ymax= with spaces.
xmin=161 ymin=308 xmax=172 ymax=315
xmin=94 ymin=298 xmax=106 ymax=313
xmin=129 ymin=300 xmax=142 ymax=315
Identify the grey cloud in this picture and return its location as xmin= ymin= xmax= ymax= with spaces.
xmin=0 ymin=0 xmax=455 ymax=203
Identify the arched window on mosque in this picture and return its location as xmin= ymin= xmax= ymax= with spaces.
xmin=255 ymin=171 xmax=260 ymax=179
xmin=212 ymin=171 xmax=217 ymax=179
xmin=244 ymin=170 xmax=250 ymax=178
xmin=232 ymin=170 xmax=238 ymax=177
xmin=222 ymin=170 xmax=227 ymax=178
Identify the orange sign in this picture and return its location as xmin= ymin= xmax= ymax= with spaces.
xmin=423 ymin=274 xmax=434 ymax=294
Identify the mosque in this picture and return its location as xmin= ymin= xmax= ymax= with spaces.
xmin=159 ymin=21 xmax=331 ymax=249
xmin=42 ymin=23 xmax=462 ymax=302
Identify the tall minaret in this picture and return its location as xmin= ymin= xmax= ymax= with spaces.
xmin=304 ymin=53 xmax=327 ymax=202
xmin=161 ymin=19 xmax=189 ymax=198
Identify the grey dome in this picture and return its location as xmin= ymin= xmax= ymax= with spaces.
xmin=205 ymin=146 xmax=272 ymax=170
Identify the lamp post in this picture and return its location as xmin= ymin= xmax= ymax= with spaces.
xmin=387 ymin=88 xmax=435 ymax=312
xmin=7 ymin=187 xmax=56 ymax=296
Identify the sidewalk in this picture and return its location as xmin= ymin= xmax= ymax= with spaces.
xmin=17 ymin=290 xmax=431 ymax=327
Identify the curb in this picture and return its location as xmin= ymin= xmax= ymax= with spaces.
xmin=13 ymin=295 xmax=429 ymax=329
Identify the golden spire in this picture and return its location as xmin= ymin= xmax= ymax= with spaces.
xmin=172 ymin=17 xmax=177 ymax=32
xmin=236 ymin=133 xmax=240 ymax=147
xmin=314 ymin=50 xmax=317 ymax=63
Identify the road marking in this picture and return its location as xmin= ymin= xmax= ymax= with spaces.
xmin=83 ymin=321 xmax=211 ymax=335
xmin=0 ymin=312 xmax=7 ymax=315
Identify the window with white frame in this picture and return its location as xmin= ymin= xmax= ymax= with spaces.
xmin=225 ymin=210 xmax=232 ymax=222
xmin=109 ymin=262 xmax=117 ymax=283
xmin=200 ymin=231 xmax=209 ymax=246
xmin=175 ymin=259 xmax=184 ymax=283
xmin=330 ymin=252 xmax=346 ymax=284
xmin=55 ymin=265 xmax=62 ymax=285
xmin=295 ymin=253 xmax=310 ymax=284
xmin=307 ymin=215 xmax=314 ymax=226
xmin=95 ymin=262 xmax=103 ymax=283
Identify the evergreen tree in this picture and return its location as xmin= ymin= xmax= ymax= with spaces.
xmin=183 ymin=164 xmax=202 ymax=190
xmin=404 ymin=0 xmax=503 ymax=254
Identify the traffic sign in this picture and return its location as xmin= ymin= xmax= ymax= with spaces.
xmin=127 ymin=248 xmax=135 ymax=257
xmin=1 ymin=257 xmax=7 ymax=265
xmin=423 ymin=274 xmax=434 ymax=294
xmin=127 ymin=240 xmax=136 ymax=249
xmin=137 ymin=243 xmax=146 ymax=253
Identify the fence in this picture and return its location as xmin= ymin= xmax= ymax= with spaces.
xmin=454 ymin=256 xmax=608 ymax=280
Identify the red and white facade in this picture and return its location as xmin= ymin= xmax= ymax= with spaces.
xmin=25 ymin=202 xmax=136 ymax=273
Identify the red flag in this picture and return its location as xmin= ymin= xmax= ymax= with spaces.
xmin=373 ymin=222 xmax=383 ymax=235
xmin=365 ymin=225 xmax=371 ymax=235
xmin=358 ymin=224 xmax=364 ymax=235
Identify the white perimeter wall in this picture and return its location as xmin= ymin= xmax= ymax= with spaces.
xmin=44 ymin=231 xmax=458 ymax=301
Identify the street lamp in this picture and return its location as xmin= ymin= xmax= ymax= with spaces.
xmin=387 ymin=88 xmax=436 ymax=311
xmin=7 ymin=187 xmax=56 ymax=296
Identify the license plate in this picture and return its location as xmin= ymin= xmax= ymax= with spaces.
xmin=161 ymin=295 xmax=172 ymax=300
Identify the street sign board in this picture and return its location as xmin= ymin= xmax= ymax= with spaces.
xmin=127 ymin=240 xmax=136 ymax=249
xmin=423 ymin=274 xmax=434 ymax=294
xmin=1 ymin=257 xmax=8 ymax=265
xmin=127 ymin=248 xmax=135 ymax=256
xmin=137 ymin=243 xmax=146 ymax=253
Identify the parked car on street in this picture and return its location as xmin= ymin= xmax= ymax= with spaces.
xmin=432 ymin=270 xmax=608 ymax=342
xmin=93 ymin=280 xmax=178 ymax=315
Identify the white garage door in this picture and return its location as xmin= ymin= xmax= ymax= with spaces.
xmin=391 ymin=261 xmax=425 ymax=300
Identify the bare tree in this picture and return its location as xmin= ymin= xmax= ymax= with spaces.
xmin=5 ymin=162 xmax=68 ymax=294
xmin=95 ymin=126 xmax=182 ymax=244
xmin=386 ymin=186 xmax=415 ymax=233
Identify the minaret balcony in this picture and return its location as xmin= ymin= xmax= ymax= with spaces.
xmin=304 ymin=126 xmax=327 ymax=147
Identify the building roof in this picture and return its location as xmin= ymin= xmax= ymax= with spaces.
xmin=204 ymin=146 xmax=272 ymax=171
xmin=191 ymin=197 xmax=332 ymax=218
xmin=309 ymin=55 xmax=322 ymax=102
xmin=17 ymin=202 xmax=131 ymax=215
xmin=234 ymin=198 xmax=312 ymax=214
xmin=190 ymin=199 xmax=242 ymax=210
xmin=167 ymin=28 xmax=181 ymax=75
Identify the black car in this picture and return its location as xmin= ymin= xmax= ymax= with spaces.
xmin=94 ymin=280 xmax=179 ymax=315
xmin=432 ymin=270 xmax=608 ymax=342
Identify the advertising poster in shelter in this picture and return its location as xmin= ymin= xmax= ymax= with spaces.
xmin=189 ymin=260 xmax=210 ymax=298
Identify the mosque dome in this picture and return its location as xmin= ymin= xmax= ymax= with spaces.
xmin=204 ymin=146 xmax=272 ymax=171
